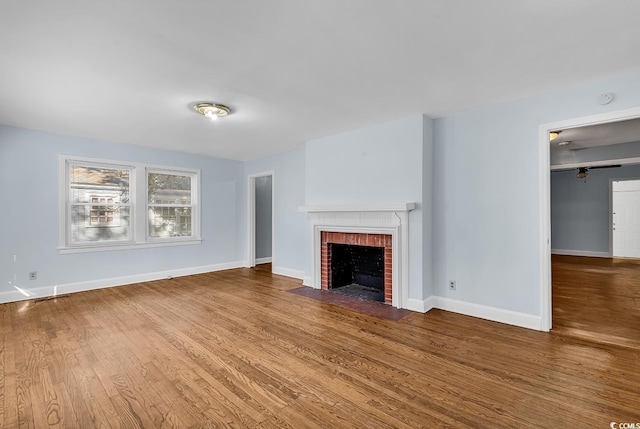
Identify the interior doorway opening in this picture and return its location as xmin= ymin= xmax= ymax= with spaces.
xmin=543 ymin=107 xmax=640 ymax=348
xmin=247 ymin=172 xmax=274 ymax=270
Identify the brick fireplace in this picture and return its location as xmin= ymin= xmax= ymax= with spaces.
xmin=321 ymin=231 xmax=392 ymax=303
xmin=299 ymin=203 xmax=415 ymax=309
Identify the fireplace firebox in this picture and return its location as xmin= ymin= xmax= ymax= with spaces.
xmin=330 ymin=243 xmax=384 ymax=301
xmin=321 ymin=231 xmax=392 ymax=304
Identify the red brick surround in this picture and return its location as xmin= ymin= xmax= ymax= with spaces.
xmin=320 ymin=231 xmax=393 ymax=304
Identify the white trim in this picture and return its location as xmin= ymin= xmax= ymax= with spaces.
xmin=299 ymin=203 xmax=416 ymax=213
xmin=432 ymin=297 xmax=542 ymax=331
xmin=59 ymin=155 xmax=67 ymax=250
xmin=407 ymin=297 xmax=431 ymax=313
xmin=407 ymin=296 xmax=542 ymax=330
xmin=302 ymin=276 xmax=313 ymax=287
xmin=539 ymin=123 xmax=552 ymax=332
xmin=302 ymin=206 xmax=415 ymax=309
xmin=0 ymin=261 xmax=244 ymax=304
xmin=540 ymin=106 xmax=640 ymax=333
xmin=59 ymin=239 xmax=202 ymax=254
xmin=544 ymin=107 xmax=640 ymax=133
xmin=550 ymin=157 xmax=640 ymax=171
xmin=271 ymin=266 xmax=304 ymax=280
xmin=255 ymin=257 xmax=272 ymax=264
xmin=246 ymin=171 xmax=275 ymax=268
xmin=551 ymin=249 xmax=611 ymax=258
xmin=610 ymin=178 xmax=615 ymax=257
xmin=246 ymin=175 xmax=256 ymax=267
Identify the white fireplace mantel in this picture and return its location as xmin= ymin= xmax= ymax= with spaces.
xmin=299 ymin=202 xmax=416 ymax=309
xmin=299 ymin=203 xmax=415 ymax=213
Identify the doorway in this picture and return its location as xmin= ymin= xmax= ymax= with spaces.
xmin=613 ymin=179 xmax=640 ymax=258
xmin=247 ymin=172 xmax=274 ymax=269
xmin=542 ymin=107 xmax=640 ymax=345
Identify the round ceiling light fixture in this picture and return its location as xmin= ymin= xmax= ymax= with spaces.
xmin=193 ymin=102 xmax=231 ymax=120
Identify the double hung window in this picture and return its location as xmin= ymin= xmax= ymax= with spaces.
xmin=67 ymin=162 xmax=132 ymax=245
xmin=147 ymin=171 xmax=195 ymax=239
xmin=61 ymin=156 xmax=200 ymax=252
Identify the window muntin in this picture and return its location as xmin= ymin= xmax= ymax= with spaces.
xmin=67 ymin=163 xmax=132 ymax=245
xmin=147 ymin=171 xmax=194 ymax=239
xmin=89 ymin=196 xmax=119 ymax=226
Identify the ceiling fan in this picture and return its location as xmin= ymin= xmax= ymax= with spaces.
xmin=552 ymin=164 xmax=622 ymax=179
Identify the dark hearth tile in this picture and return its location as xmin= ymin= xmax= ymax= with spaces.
xmin=287 ymin=286 xmax=411 ymax=321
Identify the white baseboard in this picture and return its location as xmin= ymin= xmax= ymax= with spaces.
xmin=302 ymin=277 xmax=314 ymax=287
xmin=551 ymin=248 xmax=611 ymax=258
xmin=255 ymin=257 xmax=273 ymax=264
xmin=407 ymin=297 xmax=428 ymax=313
xmin=0 ymin=261 xmax=245 ymax=305
xmin=271 ymin=266 xmax=305 ymax=280
xmin=407 ymin=296 xmax=542 ymax=331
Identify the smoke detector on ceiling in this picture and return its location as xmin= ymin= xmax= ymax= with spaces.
xmin=597 ymin=93 xmax=615 ymax=105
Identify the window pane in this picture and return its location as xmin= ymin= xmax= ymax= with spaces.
xmin=67 ymin=163 xmax=131 ymax=245
xmin=148 ymin=173 xmax=191 ymax=204
xmin=148 ymin=206 xmax=192 ymax=238
xmin=69 ymin=165 xmax=130 ymax=204
xmin=70 ymin=206 xmax=130 ymax=243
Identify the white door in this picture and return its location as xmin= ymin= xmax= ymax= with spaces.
xmin=612 ymin=179 xmax=640 ymax=258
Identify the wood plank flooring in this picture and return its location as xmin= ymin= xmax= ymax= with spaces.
xmin=553 ymin=255 xmax=640 ymax=349
xmin=1 ymin=265 xmax=639 ymax=428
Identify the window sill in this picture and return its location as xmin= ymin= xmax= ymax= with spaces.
xmin=59 ymin=239 xmax=202 ymax=254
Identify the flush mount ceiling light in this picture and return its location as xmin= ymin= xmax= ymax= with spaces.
xmin=557 ymin=141 xmax=571 ymax=146
xmin=193 ymin=102 xmax=231 ymax=120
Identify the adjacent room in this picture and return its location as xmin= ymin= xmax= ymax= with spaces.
xmin=1 ymin=1 xmax=640 ymax=427
xmin=550 ymin=118 xmax=640 ymax=348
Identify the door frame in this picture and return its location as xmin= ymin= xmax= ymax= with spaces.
xmin=246 ymin=171 xmax=275 ymax=268
xmin=539 ymin=106 xmax=640 ymax=331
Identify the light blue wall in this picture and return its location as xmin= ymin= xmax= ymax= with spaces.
xmin=432 ymin=69 xmax=640 ymax=316
xmin=0 ymin=125 xmax=244 ymax=295
xmin=255 ymin=175 xmax=272 ymax=259
xmin=4 ymin=68 xmax=640 ymax=319
xmin=551 ymin=164 xmax=640 ymax=253
xmin=305 ymin=115 xmax=425 ymax=299
xmin=244 ymin=148 xmax=307 ymax=275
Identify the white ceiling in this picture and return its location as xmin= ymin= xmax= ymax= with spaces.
xmin=2 ymin=1 xmax=640 ymax=161
xmin=551 ymin=117 xmax=640 ymax=151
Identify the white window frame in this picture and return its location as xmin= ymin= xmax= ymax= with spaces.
xmin=59 ymin=155 xmax=201 ymax=254
xmin=146 ymin=167 xmax=200 ymax=243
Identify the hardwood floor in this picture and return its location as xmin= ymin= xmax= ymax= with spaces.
xmin=1 ymin=266 xmax=639 ymax=428
xmin=553 ymin=255 xmax=640 ymax=349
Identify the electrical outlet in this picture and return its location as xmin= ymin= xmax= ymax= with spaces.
xmin=449 ymin=280 xmax=456 ymax=291
xmin=29 ymin=271 xmax=37 ymax=280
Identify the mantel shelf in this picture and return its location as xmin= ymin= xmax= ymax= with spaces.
xmin=299 ymin=203 xmax=416 ymax=213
